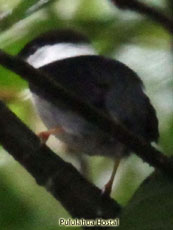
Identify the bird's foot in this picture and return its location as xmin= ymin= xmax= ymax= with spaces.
xmin=37 ymin=126 xmax=63 ymax=144
xmin=102 ymin=180 xmax=113 ymax=196
xmin=101 ymin=159 xmax=121 ymax=196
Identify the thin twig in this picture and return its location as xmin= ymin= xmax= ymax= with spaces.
xmin=0 ymin=100 xmax=121 ymax=228
xmin=111 ymin=0 xmax=173 ymax=34
xmin=0 ymin=50 xmax=172 ymax=178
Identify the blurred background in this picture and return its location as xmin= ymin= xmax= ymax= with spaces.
xmin=0 ymin=0 xmax=172 ymax=229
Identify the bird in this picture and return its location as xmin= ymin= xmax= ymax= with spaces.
xmin=18 ymin=29 xmax=159 ymax=195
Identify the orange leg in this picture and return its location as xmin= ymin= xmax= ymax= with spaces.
xmin=38 ymin=126 xmax=63 ymax=144
xmin=103 ymin=159 xmax=121 ymax=196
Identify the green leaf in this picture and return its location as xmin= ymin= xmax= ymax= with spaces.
xmin=119 ymin=172 xmax=173 ymax=229
xmin=0 ymin=171 xmax=35 ymax=230
xmin=0 ymin=66 xmax=27 ymax=88
xmin=160 ymin=117 xmax=173 ymax=156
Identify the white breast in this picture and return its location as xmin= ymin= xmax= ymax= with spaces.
xmin=26 ymin=43 xmax=96 ymax=68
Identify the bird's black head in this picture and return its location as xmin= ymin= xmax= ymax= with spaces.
xmin=19 ymin=29 xmax=95 ymax=68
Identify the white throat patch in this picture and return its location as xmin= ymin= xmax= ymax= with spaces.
xmin=26 ymin=43 xmax=96 ymax=68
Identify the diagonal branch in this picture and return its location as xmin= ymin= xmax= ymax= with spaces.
xmin=0 ymin=50 xmax=173 ymax=178
xmin=111 ymin=0 xmax=173 ymax=34
xmin=0 ymin=0 xmax=56 ymax=32
xmin=0 ymin=100 xmax=121 ymax=227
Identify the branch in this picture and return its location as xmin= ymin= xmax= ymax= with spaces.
xmin=111 ymin=0 xmax=173 ymax=34
xmin=0 ymin=101 xmax=121 ymax=227
xmin=0 ymin=50 xmax=173 ymax=178
xmin=0 ymin=0 xmax=56 ymax=32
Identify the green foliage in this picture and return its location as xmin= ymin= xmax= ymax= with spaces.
xmin=0 ymin=173 xmax=34 ymax=230
xmin=0 ymin=0 xmax=172 ymax=229
xmin=119 ymin=172 xmax=173 ymax=229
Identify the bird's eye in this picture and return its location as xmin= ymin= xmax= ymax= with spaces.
xmin=30 ymin=45 xmax=38 ymax=54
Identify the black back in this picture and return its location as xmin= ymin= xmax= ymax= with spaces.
xmin=29 ymin=55 xmax=159 ymax=143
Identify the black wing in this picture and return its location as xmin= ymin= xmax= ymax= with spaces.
xmin=32 ymin=55 xmax=159 ymax=143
